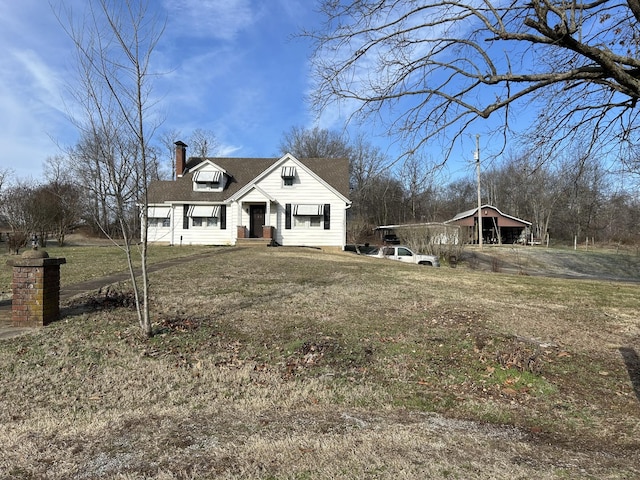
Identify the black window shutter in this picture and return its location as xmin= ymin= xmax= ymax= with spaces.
xmin=220 ymin=205 xmax=227 ymax=230
xmin=183 ymin=204 xmax=189 ymax=230
xmin=323 ymin=204 xmax=330 ymax=230
xmin=285 ymin=203 xmax=292 ymax=229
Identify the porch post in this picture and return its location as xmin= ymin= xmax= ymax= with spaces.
xmin=264 ymin=201 xmax=271 ymax=226
xmin=237 ymin=201 xmax=246 ymax=239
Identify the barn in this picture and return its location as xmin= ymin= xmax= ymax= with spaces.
xmin=445 ymin=205 xmax=531 ymax=245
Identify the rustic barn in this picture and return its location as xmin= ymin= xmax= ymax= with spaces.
xmin=445 ymin=205 xmax=531 ymax=245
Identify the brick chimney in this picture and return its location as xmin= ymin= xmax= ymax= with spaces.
xmin=174 ymin=141 xmax=187 ymax=178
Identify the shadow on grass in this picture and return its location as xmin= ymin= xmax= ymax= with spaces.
xmin=619 ymin=347 xmax=640 ymax=402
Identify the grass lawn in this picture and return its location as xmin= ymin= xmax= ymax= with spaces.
xmin=1 ymin=246 xmax=639 ymax=479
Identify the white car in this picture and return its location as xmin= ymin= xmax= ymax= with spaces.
xmin=367 ymin=245 xmax=440 ymax=267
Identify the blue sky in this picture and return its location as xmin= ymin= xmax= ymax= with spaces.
xmin=0 ymin=0 xmax=490 ymax=183
xmin=0 ymin=0 xmax=343 ymax=180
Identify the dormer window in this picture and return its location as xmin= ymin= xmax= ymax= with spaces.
xmin=194 ymin=170 xmax=223 ymax=191
xmin=281 ymin=166 xmax=296 ymax=187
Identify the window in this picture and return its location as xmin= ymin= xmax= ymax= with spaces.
xmin=193 ymin=170 xmax=223 ymax=191
xmin=149 ymin=218 xmax=168 ymax=227
xmin=290 ymin=204 xmax=329 ymax=229
xmin=397 ymin=247 xmax=413 ymax=257
xmin=187 ymin=205 xmax=221 ymax=228
xmin=294 ymin=215 xmax=322 ymax=228
xmin=281 ymin=166 xmax=296 ymax=187
xmin=192 ymin=217 xmax=218 ymax=227
xmin=195 ymin=181 xmax=220 ymax=190
xmin=147 ymin=206 xmax=170 ymax=228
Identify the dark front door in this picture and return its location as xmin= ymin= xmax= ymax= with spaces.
xmin=249 ymin=205 xmax=265 ymax=238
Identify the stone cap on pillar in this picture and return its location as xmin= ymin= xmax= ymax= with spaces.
xmin=6 ymin=249 xmax=66 ymax=267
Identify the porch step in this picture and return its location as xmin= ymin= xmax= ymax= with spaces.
xmin=236 ymin=238 xmax=274 ymax=247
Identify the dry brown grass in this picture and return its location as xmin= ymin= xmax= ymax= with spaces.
xmin=1 ymin=246 xmax=639 ymax=479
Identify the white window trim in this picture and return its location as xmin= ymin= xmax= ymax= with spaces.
xmin=294 ymin=215 xmax=322 ymax=228
xmin=192 ymin=217 xmax=218 ymax=228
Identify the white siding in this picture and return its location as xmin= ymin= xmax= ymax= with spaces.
xmin=147 ymin=224 xmax=173 ymax=243
xmin=252 ymin=160 xmax=347 ymax=247
xmin=148 ymin=204 xmax=236 ymax=246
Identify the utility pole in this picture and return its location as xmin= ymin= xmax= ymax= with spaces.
xmin=475 ymin=134 xmax=483 ymax=248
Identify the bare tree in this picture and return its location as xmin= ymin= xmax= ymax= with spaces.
xmin=0 ymin=181 xmax=37 ymax=253
xmin=435 ymin=178 xmax=476 ymax=221
xmin=189 ymin=128 xmax=219 ymax=159
xmin=307 ymin=1 xmax=640 ymax=162
xmin=348 ymin=134 xmax=388 ymax=220
xmin=280 ymin=125 xmax=352 ymax=159
xmin=555 ymin=153 xmax=608 ymax=241
xmin=400 ymin=154 xmax=436 ymax=222
xmin=43 ymin=156 xmax=85 ymax=246
xmin=158 ymin=128 xmax=183 ymax=180
xmin=59 ymin=0 xmax=165 ymax=337
xmin=488 ymin=151 xmax=565 ymax=243
xmin=0 ymin=168 xmax=10 ymax=194
xmin=601 ymin=190 xmax=640 ymax=245
xmin=0 ymin=167 xmax=11 ymax=242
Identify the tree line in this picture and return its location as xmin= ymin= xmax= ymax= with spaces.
xmin=280 ymin=127 xmax=640 ymax=246
xmin=1 ymin=125 xmax=639 ymax=251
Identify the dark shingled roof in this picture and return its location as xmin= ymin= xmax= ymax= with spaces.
xmin=148 ymin=156 xmax=350 ymax=203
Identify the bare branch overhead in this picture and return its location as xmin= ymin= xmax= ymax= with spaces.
xmin=306 ymin=1 xmax=640 ymax=162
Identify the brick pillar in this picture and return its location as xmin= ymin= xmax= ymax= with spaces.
xmin=237 ymin=226 xmax=246 ymax=239
xmin=262 ymin=226 xmax=274 ymax=239
xmin=6 ymin=250 xmax=66 ymax=327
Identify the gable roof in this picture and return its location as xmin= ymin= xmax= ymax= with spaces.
xmin=446 ymin=204 xmax=531 ymax=226
xmin=229 ymin=153 xmax=350 ymax=203
xmin=190 ymin=159 xmax=228 ymax=175
xmin=148 ymin=155 xmax=350 ymax=204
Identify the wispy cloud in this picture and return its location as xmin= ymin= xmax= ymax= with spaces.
xmin=162 ymin=0 xmax=256 ymax=40
xmin=0 ymin=0 xmax=323 ymax=179
xmin=9 ymin=49 xmax=66 ymax=113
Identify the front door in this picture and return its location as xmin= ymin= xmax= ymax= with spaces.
xmin=249 ymin=205 xmax=265 ymax=238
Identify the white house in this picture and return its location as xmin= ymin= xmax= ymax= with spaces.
xmin=146 ymin=141 xmax=351 ymax=248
